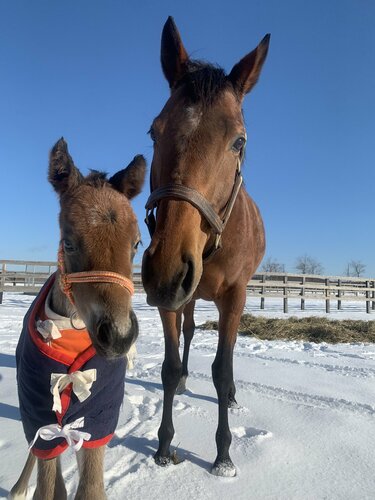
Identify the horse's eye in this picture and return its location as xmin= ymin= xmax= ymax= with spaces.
xmin=63 ymin=240 xmax=76 ymax=254
xmin=148 ymin=127 xmax=156 ymax=143
xmin=232 ymin=136 xmax=246 ymax=153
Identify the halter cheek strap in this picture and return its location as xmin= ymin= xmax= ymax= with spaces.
xmin=145 ymin=158 xmax=243 ymax=260
xmin=58 ymin=244 xmax=134 ymax=306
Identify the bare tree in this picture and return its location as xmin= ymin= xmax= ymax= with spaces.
xmin=344 ymin=263 xmax=351 ymax=277
xmin=347 ymin=260 xmax=366 ymax=277
xmin=260 ymin=257 xmax=285 ymax=273
xmin=295 ymin=255 xmax=324 ymax=275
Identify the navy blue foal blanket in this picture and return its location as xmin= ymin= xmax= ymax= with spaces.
xmin=16 ymin=275 xmax=126 ymax=458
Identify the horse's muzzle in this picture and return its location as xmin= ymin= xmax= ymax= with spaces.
xmin=142 ymin=249 xmax=196 ymax=311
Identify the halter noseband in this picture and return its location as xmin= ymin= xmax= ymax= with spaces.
xmin=58 ymin=244 xmax=134 ymax=306
xmin=145 ymin=158 xmax=243 ymax=260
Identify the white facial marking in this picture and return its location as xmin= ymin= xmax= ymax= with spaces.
xmin=185 ymin=106 xmax=202 ymax=133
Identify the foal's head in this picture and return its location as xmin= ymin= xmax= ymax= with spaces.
xmin=142 ymin=17 xmax=270 ymax=310
xmin=49 ymin=138 xmax=146 ymax=358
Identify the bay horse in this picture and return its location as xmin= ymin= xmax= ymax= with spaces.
xmin=10 ymin=138 xmax=145 ymax=500
xmin=142 ymin=17 xmax=270 ymax=477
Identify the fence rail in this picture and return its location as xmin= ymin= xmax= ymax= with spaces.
xmin=0 ymin=260 xmax=142 ymax=303
xmin=246 ymin=272 xmax=375 ymax=314
xmin=1 ymin=260 xmax=374 ymax=313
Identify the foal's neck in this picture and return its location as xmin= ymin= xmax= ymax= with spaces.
xmin=50 ymin=274 xmax=75 ymax=318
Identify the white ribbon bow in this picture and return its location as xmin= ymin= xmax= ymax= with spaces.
xmin=50 ymin=369 xmax=97 ymax=413
xmin=29 ymin=417 xmax=91 ymax=451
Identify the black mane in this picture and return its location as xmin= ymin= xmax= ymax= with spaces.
xmin=176 ymin=60 xmax=231 ymax=106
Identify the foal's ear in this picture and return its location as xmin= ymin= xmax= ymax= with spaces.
xmin=109 ymin=155 xmax=146 ymax=199
xmin=228 ymin=34 xmax=270 ymax=98
xmin=48 ymin=138 xmax=82 ymax=195
xmin=161 ymin=16 xmax=190 ymax=90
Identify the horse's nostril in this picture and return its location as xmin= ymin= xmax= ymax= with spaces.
xmin=181 ymin=258 xmax=194 ymax=294
xmin=97 ymin=320 xmax=112 ymax=347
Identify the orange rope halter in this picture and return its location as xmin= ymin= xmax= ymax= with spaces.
xmin=58 ymin=243 xmax=134 ymax=306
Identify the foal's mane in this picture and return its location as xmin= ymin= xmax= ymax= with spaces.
xmin=177 ymin=61 xmax=232 ymax=106
xmin=84 ymin=170 xmax=109 ymax=187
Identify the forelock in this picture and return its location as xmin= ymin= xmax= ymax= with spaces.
xmin=176 ymin=60 xmax=232 ymax=106
xmin=84 ymin=170 xmax=109 ymax=187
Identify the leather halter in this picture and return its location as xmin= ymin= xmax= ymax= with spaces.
xmin=145 ymin=158 xmax=243 ymax=260
xmin=58 ymin=244 xmax=134 ymax=306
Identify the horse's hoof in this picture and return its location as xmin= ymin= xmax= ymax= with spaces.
xmin=175 ymin=376 xmax=187 ymax=395
xmin=154 ymin=453 xmax=172 ymax=467
xmin=154 ymin=451 xmax=184 ymax=466
xmin=211 ymin=458 xmax=236 ymax=477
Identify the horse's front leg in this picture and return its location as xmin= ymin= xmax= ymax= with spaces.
xmin=155 ymin=308 xmax=182 ymax=465
xmin=176 ymin=300 xmax=195 ymax=394
xmin=211 ymin=286 xmax=246 ymax=477
xmin=74 ymin=447 xmax=106 ymax=500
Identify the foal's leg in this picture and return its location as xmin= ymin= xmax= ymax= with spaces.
xmin=9 ymin=452 xmax=36 ymax=499
xmin=155 ymin=309 xmax=182 ymax=465
xmin=33 ymin=457 xmax=66 ymax=500
xmin=53 ymin=457 xmax=66 ymax=500
xmin=74 ymin=447 xmax=106 ymax=500
xmin=176 ymin=300 xmax=195 ymax=395
xmin=211 ymin=285 xmax=246 ymax=477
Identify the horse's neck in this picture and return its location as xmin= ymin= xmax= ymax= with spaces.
xmin=50 ymin=276 xmax=75 ymax=318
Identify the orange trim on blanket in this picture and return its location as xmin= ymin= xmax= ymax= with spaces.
xmin=50 ymin=329 xmax=92 ymax=360
xmin=29 ymin=273 xmax=96 ymax=365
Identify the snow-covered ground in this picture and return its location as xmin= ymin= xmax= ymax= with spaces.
xmin=1 ymin=292 xmax=375 ymax=499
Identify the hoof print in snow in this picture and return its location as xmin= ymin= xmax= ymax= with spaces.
xmin=211 ymin=458 xmax=236 ymax=477
xmin=235 ymin=426 xmax=270 ymax=438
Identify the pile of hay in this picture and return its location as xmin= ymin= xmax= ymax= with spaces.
xmin=199 ymin=314 xmax=375 ymax=344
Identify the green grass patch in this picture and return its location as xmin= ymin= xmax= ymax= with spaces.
xmin=199 ymin=314 xmax=375 ymax=344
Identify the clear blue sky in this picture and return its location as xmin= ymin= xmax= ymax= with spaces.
xmin=1 ymin=0 xmax=374 ymax=276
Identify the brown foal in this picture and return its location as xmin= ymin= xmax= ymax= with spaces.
xmin=10 ymin=139 xmax=145 ymax=499
xmin=142 ymin=17 xmax=270 ymax=476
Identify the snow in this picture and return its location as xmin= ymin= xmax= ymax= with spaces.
xmin=1 ymin=292 xmax=375 ymax=499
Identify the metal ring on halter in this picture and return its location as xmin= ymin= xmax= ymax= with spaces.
xmin=70 ymin=311 xmax=86 ymax=331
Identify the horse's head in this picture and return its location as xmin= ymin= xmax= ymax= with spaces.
xmin=142 ymin=17 xmax=270 ymax=310
xmin=49 ymin=138 xmax=146 ymax=358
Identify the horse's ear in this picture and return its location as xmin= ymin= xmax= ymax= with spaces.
xmin=48 ymin=138 xmax=82 ymax=195
xmin=228 ymin=34 xmax=270 ymax=98
xmin=161 ymin=16 xmax=189 ymax=90
xmin=109 ymin=155 xmax=146 ymax=199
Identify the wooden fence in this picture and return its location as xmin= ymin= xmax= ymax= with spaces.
xmin=246 ymin=272 xmax=375 ymax=314
xmin=0 ymin=260 xmax=142 ymax=304
xmin=1 ymin=260 xmax=374 ymax=313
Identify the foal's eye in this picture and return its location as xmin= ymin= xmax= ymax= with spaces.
xmin=63 ymin=239 xmax=76 ymax=254
xmin=148 ymin=127 xmax=156 ymax=143
xmin=232 ymin=136 xmax=246 ymax=154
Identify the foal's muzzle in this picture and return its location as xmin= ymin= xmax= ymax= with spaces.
xmin=93 ymin=310 xmax=139 ymax=359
